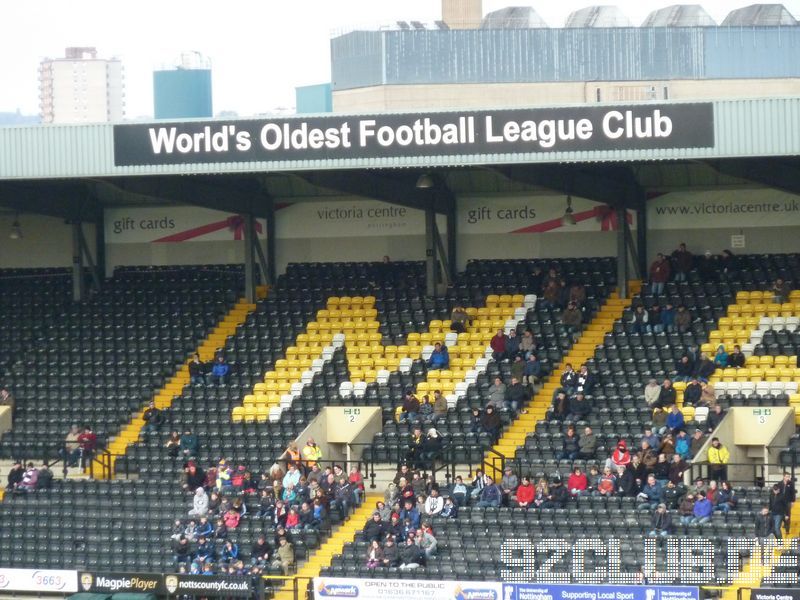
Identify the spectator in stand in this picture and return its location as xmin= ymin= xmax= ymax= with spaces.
xmin=272 ymin=537 xmax=295 ymax=575
xmin=223 ymin=507 xmax=240 ymax=529
xmin=60 ymin=424 xmax=82 ymax=467
xmin=77 ymin=425 xmax=97 ymax=469
xmin=506 ymin=377 xmax=529 ymax=416
xmin=183 ymin=461 xmax=205 ymax=492
xmin=578 ymin=426 xmax=597 ymax=460
xmin=302 ymin=438 xmax=323 ymax=470
xmin=559 ymin=364 xmax=578 ymax=395
xmin=420 ymin=428 xmax=443 ymax=469
xmin=596 ymin=467 xmax=616 ymax=497
xmin=399 ymin=390 xmax=420 ymax=424
xmin=713 ymin=345 xmax=729 ymax=368
xmin=641 ymin=426 xmax=661 ymax=450
xmin=674 ymin=431 xmax=691 ymax=461
xmin=364 ymin=512 xmax=388 ymax=543
xmin=690 ymin=429 xmax=706 ymax=458
xmin=698 ymin=250 xmax=717 ymax=281
xmin=0 ymin=387 xmax=14 ymax=417
xmin=506 ymin=329 xmax=521 ymax=360
xmin=560 ymin=426 xmax=580 ymax=460
xmin=561 ymin=301 xmax=583 ymax=333
xmin=576 ymin=365 xmax=595 ymax=396
xmin=772 ymin=278 xmax=791 ymax=304
xmin=694 ymin=353 xmax=716 ymax=383
xmin=165 ymin=431 xmax=181 ymax=458
xmin=542 ymin=277 xmax=563 ymax=309
xmin=480 ymin=405 xmax=501 ymax=441
xmin=449 ymin=306 xmax=472 ymax=334
xmin=719 ymin=250 xmax=737 ymax=280
xmin=630 ymin=305 xmax=649 ymax=335
xmin=673 ymin=305 xmax=691 ymax=334
xmin=418 ymin=394 xmax=434 ymax=424
xmin=663 ymin=480 xmax=681 ymax=509
xmin=769 ymin=485 xmax=789 ymax=540
xmin=715 ymin=481 xmax=736 ymax=513
xmin=683 ymin=378 xmax=702 ymax=407
xmin=653 ymin=453 xmax=670 ymax=483
xmin=207 ymin=356 xmax=231 ymax=385
xmin=699 ymin=382 xmax=716 ymax=407
xmin=487 ymin=377 xmax=507 ymax=409
xmin=674 ymin=356 xmax=694 ymax=383
xmin=451 ymin=476 xmax=468 ymax=507
xmin=427 ymin=342 xmax=449 ymax=370
xmin=567 ymin=393 xmax=591 ymax=422
xmin=519 ymin=329 xmax=536 ymax=359
xmin=250 ymin=535 xmax=271 ymax=566
xmin=618 ymin=465 xmax=640 ymax=497
xmin=551 ymin=390 xmax=569 ymax=421
xmin=423 ymin=488 xmax=444 ymax=516
xmin=490 ymin=329 xmax=507 ymax=362
xmin=678 ymin=494 xmax=696 ymax=528
xmin=649 ymin=254 xmax=671 ymax=296
xmin=179 ymin=428 xmax=199 ymax=458
xmin=728 ymin=345 xmax=746 ymax=369
xmin=644 ymin=379 xmax=661 ymax=408
xmin=638 ymin=440 xmax=658 ymax=472
xmin=568 ymin=281 xmax=587 ymax=308
xmin=691 ymin=491 xmax=713 ymax=524
xmin=174 ymin=536 xmax=192 ymax=566
xmin=515 ymin=476 xmax=535 ymax=508
xmin=476 ymin=476 xmax=503 ymax=508
xmin=16 ymin=462 xmax=39 ymax=493
xmin=608 ymin=440 xmax=632 ymax=471
xmin=189 ymin=353 xmax=206 ymax=385
xmin=567 ymin=466 xmax=588 ymax=497
xmin=544 ymin=476 xmax=569 ymax=509
xmin=432 ymin=390 xmax=448 ymax=423
xmin=142 ymin=400 xmax=164 ymax=435
xmin=755 ymin=506 xmax=772 ymax=539
xmin=533 ymin=478 xmax=550 ymax=507
xmin=500 ymin=467 xmax=518 ymax=506
xmin=647 ymin=305 xmax=662 ymax=333
xmin=659 ymin=433 xmax=676 ymax=457
xmin=365 ymin=540 xmax=384 ymax=569
xmin=655 ymin=379 xmax=677 ymax=410
xmin=381 ymin=537 xmax=400 ymax=567
xmin=649 ymin=503 xmax=673 ymax=538
xmin=660 ymin=303 xmax=676 ymax=334
xmin=707 ymin=437 xmax=730 ymax=481
xmin=469 ymin=408 xmax=482 ymax=435
xmin=523 ymin=354 xmax=542 ymax=387
xmin=665 ymin=405 xmax=685 ymax=435
xmin=669 ymin=451 xmax=690 ymax=484
xmin=671 ymin=243 xmax=693 ymax=282
xmin=399 ymin=537 xmax=424 ymax=571
xmin=778 ymin=473 xmax=796 ymax=532
xmin=510 ymin=355 xmax=525 ymax=383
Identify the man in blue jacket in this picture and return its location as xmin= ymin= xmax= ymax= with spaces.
xmin=476 ymin=476 xmax=503 ymax=508
xmin=427 ymin=342 xmax=449 ymax=370
xmin=666 ymin=404 xmax=685 ymax=435
xmin=638 ymin=474 xmax=664 ymax=511
xmin=207 ymin=356 xmax=231 ymax=385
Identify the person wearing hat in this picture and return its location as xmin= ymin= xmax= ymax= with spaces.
xmin=302 ymin=438 xmax=322 ymax=470
xmin=501 ymin=466 xmax=518 ymax=506
xmin=649 ymin=503 xmax=673 ymax=538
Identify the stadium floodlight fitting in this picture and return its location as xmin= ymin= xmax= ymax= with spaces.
xmin=561 ymin=196 xmax=576 ymax=226
xmin=8 ymin=215 xmax=22 ymax=240
xmin=416 ymin=174 xmax=434 ymax=189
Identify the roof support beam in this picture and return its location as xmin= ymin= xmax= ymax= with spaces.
xmin=710 ymin=158 xmax=800 ymax=197
xmin=496 ymin=164 xmax=644 ymax=210
xmin=295 ymin=170 xmax=455 ymax=214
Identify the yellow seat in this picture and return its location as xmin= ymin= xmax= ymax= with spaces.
xmin=718 ymin=317 xmax=732 ymax=330
xmin=735 ymin=291 xmax=750 ymax=303
xmin=727 ymin=305 xmax=742 ymax=317
xmin=255 ymin=394 xmax=270 ymax=405
xmin=255 ymin=406 xmax=270 ymax=422
xmin=243 ymin=405 xmax=257 ymax=423
xmin=774 ymin=356 xmax=789 ymax=366
xmin=231 ymin=406 xmax=244 ymax=423
xmin=327 ymin=297 xmax=341 ymax=310
xmin=758 ymin=355 xmax=774 ymax=366
xmin=253 ymin=383 xmax=267 ymax=394
xmin=243 ymin=394 xmax=256 ymax=406
xmin=317 ymin=309 xmax=330 ymax=323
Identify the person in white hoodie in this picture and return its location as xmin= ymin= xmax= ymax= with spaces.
xmin=423 ymin=488 xmax=444 ymax=517
xmin=188 ymin=487 xmax=209 ymax=517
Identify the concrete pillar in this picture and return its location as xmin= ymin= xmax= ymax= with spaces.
xmin=446 ymin=208 xmax=457 ymax=278
xmin=265 ymin=199 xmax=276 ymax=285
xmin=637 ymin=202 xmax=648 ymax=280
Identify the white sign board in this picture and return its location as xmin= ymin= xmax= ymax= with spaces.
xmin=313 ymin=576 xmax=502 ymax=600
xmin=0 ymin=568 xmax=78 ymax=593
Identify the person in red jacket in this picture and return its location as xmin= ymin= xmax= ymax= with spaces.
xmin=567 ymin=466 xmax=588 ymax=497
xmin=77 ymin=425 xmax=98 ymax=469
xmin=608 ymin=440 xmax=631 ymax=471
xmin=649 ymin=254 xmax=671 ymax=296
xmin=490 ymin=329 xmax=507 ymax=361
xmin=515 ymin=476 xmax=535 ymax=509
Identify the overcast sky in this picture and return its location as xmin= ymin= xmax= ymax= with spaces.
xmin=2 ymin=0 xmax=799 ymax=119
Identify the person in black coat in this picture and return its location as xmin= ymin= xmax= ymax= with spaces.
xmin=480 ymin=405 xmax=501 ymax=441
xmin=769 ymin=484 xmax=789 ymax=540
xmin=363 ymin=512 xmax=387 ymax=543
xmin=617 ymin=466 xmax=639 ymax=497
xmin=682 ymin=379 xmax=702 ymax=407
